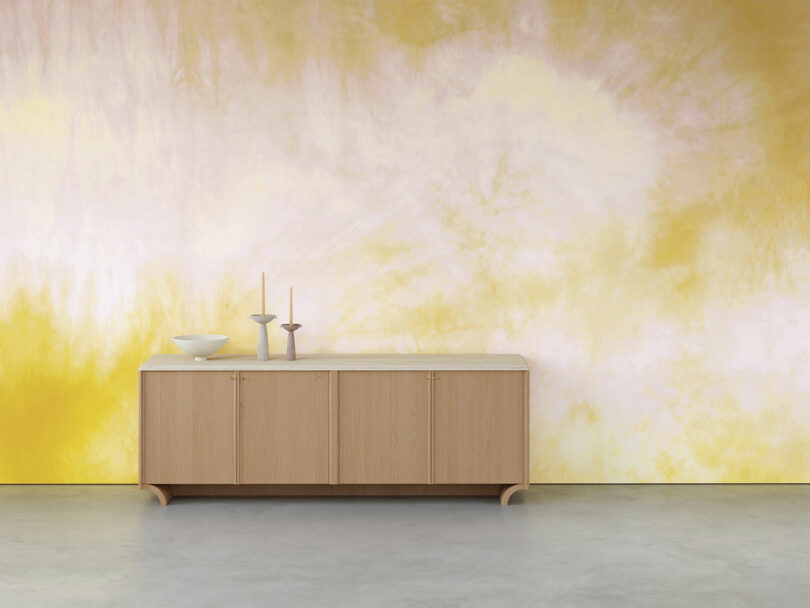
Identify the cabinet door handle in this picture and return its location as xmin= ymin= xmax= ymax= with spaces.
xmin=427 ymin=374 xmax=440 ymax=380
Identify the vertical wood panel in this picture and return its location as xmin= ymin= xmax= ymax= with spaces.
xmin=235 ymin=371 xmax=240 ymax=484
xmin=329 ymin=371 xmax=339 ymax=484
xmin=339 ymin=371 xmax=429 ymax=484
xmin=239 ymin=371 xmax=329 ymax=484
xmin=138 ymin=370 xmax=143 ymax=488
xmin=142 ymin=371 xmax=236 ymax=484
xmin=428 ymin=372 xmax=434 ymax=484
xmin=433 ymin=371 xmax=524 ymax=483
xmin=523 ymin=370 xmax=529 ymax=484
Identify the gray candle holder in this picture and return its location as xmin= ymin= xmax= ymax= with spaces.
xmin=280 ymin=323 xmax=301 ymax=361
xmin=250 ymin=314 xmax=276 ymax=361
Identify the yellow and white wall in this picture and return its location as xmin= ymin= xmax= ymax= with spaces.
xmin=2 ymin=0 xmax=809 ymax=483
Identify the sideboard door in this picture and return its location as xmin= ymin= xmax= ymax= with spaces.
xmin=339 ymin=371 xmax=429 ymax=484
xmin=141 ymin=371 xmax=236 ymax=484
xmin=433 ymin=371 xmax=524 ymax=484
xmin=239 ymin=371 xmax=329 ymax=484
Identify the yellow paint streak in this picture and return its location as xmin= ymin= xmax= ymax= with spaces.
xmin=684 ymin=397 xmax=810 ymax=483
xmin=374 ymin=0 xmax=511 ymax=49
xmin=655 ymin=357 xmax=810 ymax=482
xmin=0 ymin=272 xmax=264 ymax=483
xmin=0 ymin=94 xmax=70 ymax=143
xmin=0 ymin=288 xmax=141 ymax=482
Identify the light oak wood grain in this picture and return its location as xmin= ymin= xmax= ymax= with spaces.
xmin=339 ymin=371 xmax=429 ymax=484
xmin=234 ymin=371 xmax=240 ymax=482
xmin=523 ymin=371 xmax=529 ymax=484
xmin=433 ymin=371 xmax=524 ymax=484
xmin=171 ymin=484 xmax=502 ymax=498
xmin=138 ymin=371 xmax=143 ymax=488
xmin=144 ymin=483 xmax=173 ymax=506
xmin=499 ymin=483 xmax=528 ymax=506
xmin=427 ymin=371 xmax=434 ymax=484
xmin=141 ymin=371 xmax=235 ymax=484
xmin=140 ymin=361 xmax=530 ymax=505
xmin=329 ymin=371 xmax=339 ymax=485
xmin=239 ymin=371 xmax=329 ymax=484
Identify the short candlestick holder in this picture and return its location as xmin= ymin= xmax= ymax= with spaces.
xmin=280 ymin=323 xmax=301 ymax=361
xmin=250 ymin=314 xmax=276 ymax=361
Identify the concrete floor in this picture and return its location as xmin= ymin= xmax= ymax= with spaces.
xmin=1 ymin=485 xmax=808 ymax=607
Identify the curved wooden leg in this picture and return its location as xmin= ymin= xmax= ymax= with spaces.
xmin=144 ymin=484 xmax=173 ymax=506
xmin=499 ymin=483 xmax=528 ymax=506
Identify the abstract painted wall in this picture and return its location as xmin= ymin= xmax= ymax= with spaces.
xmin=2 ymin=0 xmax=809 ymax=483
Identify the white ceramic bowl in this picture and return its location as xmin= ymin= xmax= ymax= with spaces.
xmin=173 ymin=334 xmax=229 ymax=361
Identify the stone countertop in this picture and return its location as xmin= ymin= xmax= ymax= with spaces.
xmin=139 ymin=353 xmax=528 ymax=371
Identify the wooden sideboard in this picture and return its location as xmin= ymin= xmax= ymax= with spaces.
xmin=139 ymin=354 xmax=529 ymax=505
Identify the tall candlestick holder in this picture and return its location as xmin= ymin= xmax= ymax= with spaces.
xmin=250 ymin=314 xmax=276 ymax=361
xmin=280 ymin=323 xmax=301 ymax=361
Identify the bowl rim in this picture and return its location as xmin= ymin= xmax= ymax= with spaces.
xmin=173 ymin=334 xmax=229 ymax=342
